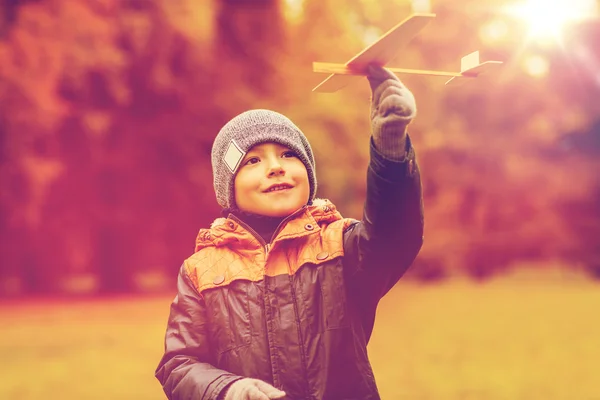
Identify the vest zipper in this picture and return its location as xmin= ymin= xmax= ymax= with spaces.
xmin=228 ymin=206 xmax=308 ymax=255
xmin=228 ymin=214 xmax=269 ymax=252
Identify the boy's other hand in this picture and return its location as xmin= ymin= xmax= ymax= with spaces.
xmin=223 ymin=378 xmax=287 ymax=400
xmin=367 ymin=64 xmax=417 ymax=139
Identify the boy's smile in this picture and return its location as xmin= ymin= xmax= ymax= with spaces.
xmin=234 ymin=142 xmax=310 ymax=217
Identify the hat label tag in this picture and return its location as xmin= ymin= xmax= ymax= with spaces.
xmin=223 ymin=140 xmax=245 ymax=173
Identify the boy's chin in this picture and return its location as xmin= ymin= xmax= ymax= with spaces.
xmin=249 ymin=202 xmax=305 ymax=218
xmin=237 ymin=197 xmax=309 ymax=218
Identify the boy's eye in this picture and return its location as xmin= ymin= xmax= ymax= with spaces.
xmin=282 ymin=151 xmax=297 ymax=158
xmin=244 ymin=157 xmax=260 ymax=165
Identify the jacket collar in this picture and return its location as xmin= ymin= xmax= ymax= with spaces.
xmin=194 ymin=199 xmax=342 ymax=252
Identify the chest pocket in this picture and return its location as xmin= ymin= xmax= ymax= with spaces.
xmin=203 ymin=281 xmax=252 ymax=355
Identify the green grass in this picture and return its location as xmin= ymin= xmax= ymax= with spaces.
xmin=2 ymin=277 xmax=600 ymax=400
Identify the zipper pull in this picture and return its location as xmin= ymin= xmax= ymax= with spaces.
xmin=265 ymin=243 xmax=270 ymax=253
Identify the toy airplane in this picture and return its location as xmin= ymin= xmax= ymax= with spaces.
xmin=312 ymin=13 xmax=503 ymax=92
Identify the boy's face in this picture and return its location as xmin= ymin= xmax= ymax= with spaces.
xmin=234 ymin=142 xmax=310 ymax=217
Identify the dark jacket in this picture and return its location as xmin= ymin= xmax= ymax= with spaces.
xmin=156 ymin=141 xmax=424 ymax=400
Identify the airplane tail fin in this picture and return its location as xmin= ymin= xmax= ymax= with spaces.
xmin=446 ymin=51 xmax=503 ymax=85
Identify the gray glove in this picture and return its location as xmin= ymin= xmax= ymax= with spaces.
xmin=367 ymin=64 xmax=417 ymax=160
xmin=223 ymin=378 xmax=286 ymax=400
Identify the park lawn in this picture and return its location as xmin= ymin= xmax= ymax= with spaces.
xmin=1 ymin=277 xmax=599 ymax=400
xmin=370 ymin=278 xmax=600 ymax=400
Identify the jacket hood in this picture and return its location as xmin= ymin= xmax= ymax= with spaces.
xmin=194 ymin=199 xmax=342 ymax=252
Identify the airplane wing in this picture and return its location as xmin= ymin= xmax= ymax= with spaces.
xmin=346 ymin=13 xmax=436 ymax=67
xmin=313 ymin=13 xmax=436 ymax=93
xmin=312 ymin=74 xmax=357 ymax=93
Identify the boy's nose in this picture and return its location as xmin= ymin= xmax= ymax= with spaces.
xmin=267 ymin=161 xmax=284 ymax=177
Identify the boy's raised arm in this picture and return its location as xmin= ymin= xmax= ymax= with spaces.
xmin=155 ymin=266 xmax=243 ymax=400
xmin=344 ymin=65 xmax=424 ymax=300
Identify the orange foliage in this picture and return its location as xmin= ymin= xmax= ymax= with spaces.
xmin=0 ymin=0 xmax=599 ymax=294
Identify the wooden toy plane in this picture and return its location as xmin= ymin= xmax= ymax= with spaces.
xmin=312 ymin=13 xmax=503 ymax=92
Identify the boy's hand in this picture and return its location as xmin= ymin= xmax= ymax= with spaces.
xmin=223 ymin=378 xmax=286 ymax=400
xmin=367 ymin=64 xmax=416 ymax=159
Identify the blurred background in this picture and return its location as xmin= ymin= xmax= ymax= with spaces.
xmin=1 ymin=0 xmax=599 ymax=399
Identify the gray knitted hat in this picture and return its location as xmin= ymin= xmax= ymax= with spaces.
xmin=211 ymin=109 xmax=317 ymax=210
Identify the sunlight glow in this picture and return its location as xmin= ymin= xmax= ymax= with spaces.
xmin=283 ymin=0 xmax=304 ymax=22
xmin=505 ymin=0 xmax=598 ymax=40
xmin=412 ymin=0 xmax=432 ymax=13
xmin=523 ymin=54 xmax=550 ymax=78
xmin=479 ymin=19 xmax=509 ymax=45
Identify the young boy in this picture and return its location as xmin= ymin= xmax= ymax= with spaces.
xmin=155 ymin=65 xmax=424 ymax=400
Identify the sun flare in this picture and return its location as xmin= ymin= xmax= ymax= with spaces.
xmin=505 ymin=0 xmax=598 ymax=40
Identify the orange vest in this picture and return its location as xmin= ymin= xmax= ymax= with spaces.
xmin=184 ymin=199 xmax=354 ymax=294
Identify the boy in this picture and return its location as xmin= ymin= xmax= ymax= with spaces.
xmin=156 ymin=65 xmax=424 ymax=400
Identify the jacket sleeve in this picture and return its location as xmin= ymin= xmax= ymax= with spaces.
xmin=343 ymin=135 xmax=424 ymax=303
xmin=155 ymin=265 xmax=243 ymax=400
